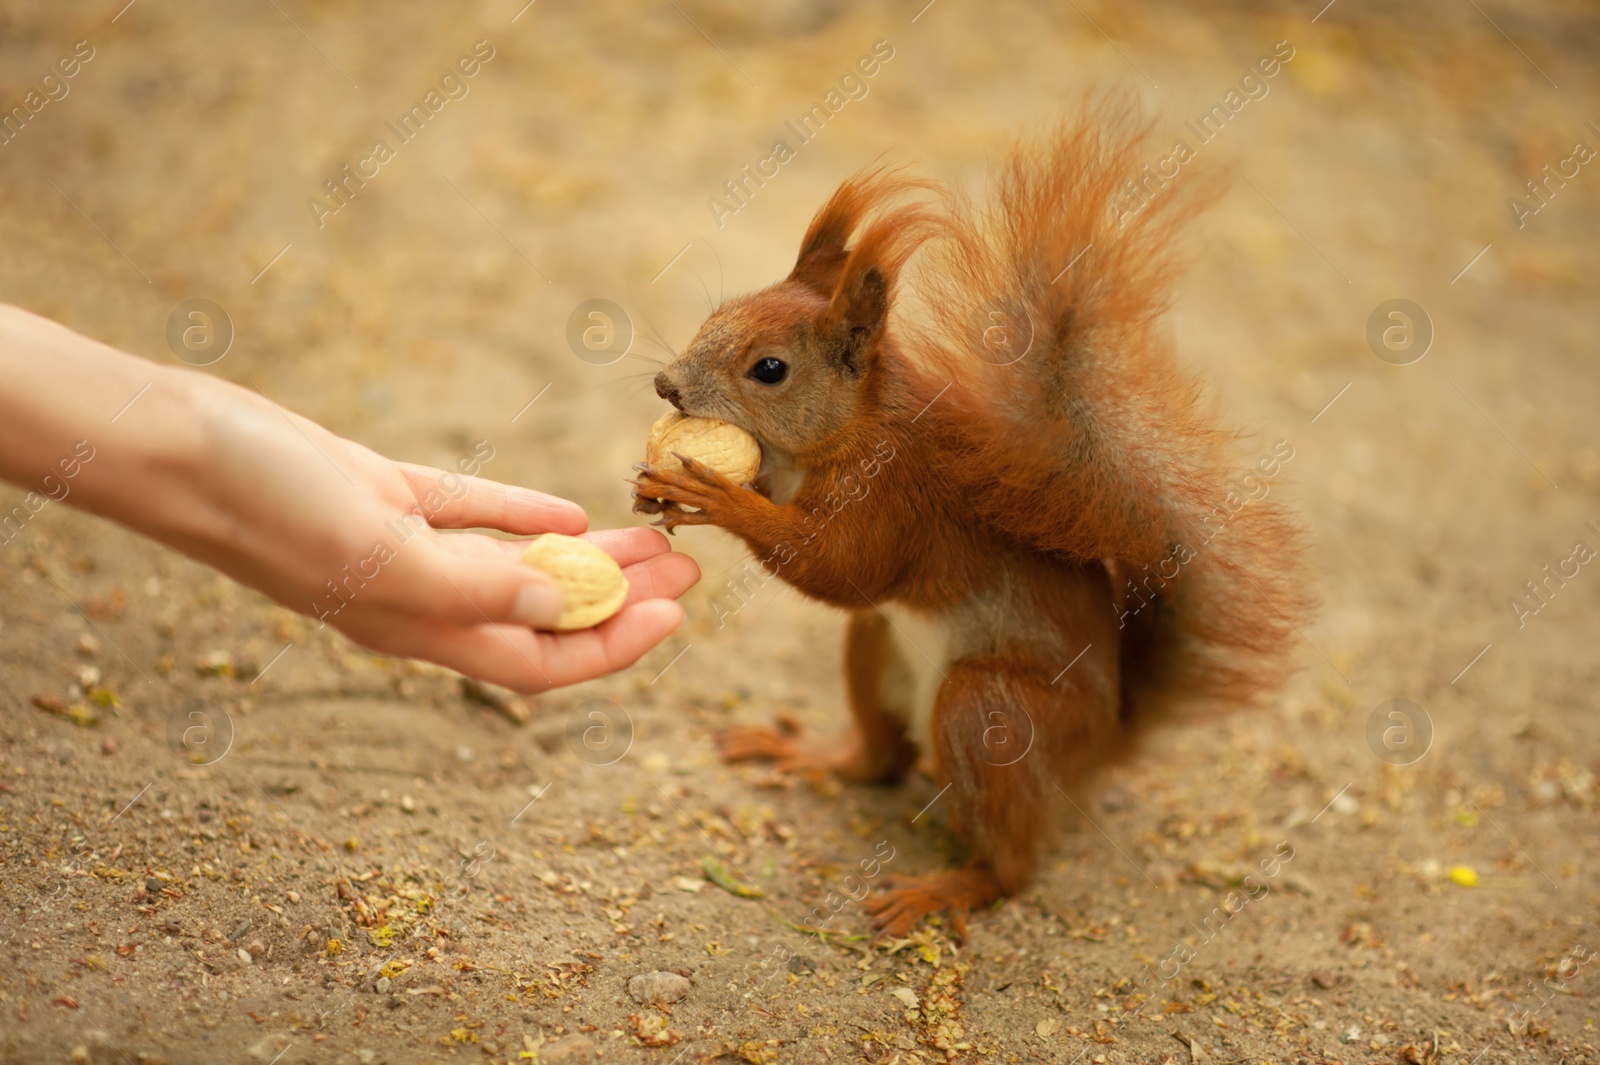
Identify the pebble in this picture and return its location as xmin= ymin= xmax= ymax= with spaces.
xmin=246 ymin=940 xmax=265 ymax=959
xmin=540 ymin=1035 xmax=599 ymax=1065
xmin=374 ymin=976 xmax=391 ymax=994
xmin=144 ymin=878 xmax=164 ymax=894
xmin=627 ymin=970 xmax=691 ymax=1006
xmin=99 ymin=738 xmax=117 ymax=756
xmin=237 ymin=948 xmax=253 ymax=965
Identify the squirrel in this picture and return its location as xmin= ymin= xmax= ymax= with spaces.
xmin=632 ymin=97 xmax=1309 ymax=940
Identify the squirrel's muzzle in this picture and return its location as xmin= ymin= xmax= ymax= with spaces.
xmin=654 ymin=370 xmax=683 ymax=410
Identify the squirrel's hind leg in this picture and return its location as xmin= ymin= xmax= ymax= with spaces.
xmin=716 ymin=611 xmax=919 ymax=784
xmin=866 ymin=651 xmax=1115 ymax=937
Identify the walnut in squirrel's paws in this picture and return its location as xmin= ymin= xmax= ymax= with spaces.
xmin=645 ymin=412 xmax=761 ymax=481
xmin=633 ymin=412 xmax=761 ymax=516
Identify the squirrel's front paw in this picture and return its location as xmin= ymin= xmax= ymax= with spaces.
xmin=630 ymin=453 xmax=751 ymax=531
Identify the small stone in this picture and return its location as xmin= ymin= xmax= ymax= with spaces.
xmin=246 ymin=939 xmax=265 ymax=959
xmin=456 ymin=745 xmax=475 ymax=763
xmin=77 ymin=633 xmax=100 ymax=655
xmin=237 ymin=948 xmax=253 ymax=965
xmin=286 ymin=891 xmax=300 ymax=903
xmin=144 ymin=878 xmax=164 ymax=894
xmin=246 ymin=1036 xmax=290 ymax=1062
xmin=1310 ymin=970 xmax=1335 ymax=989
xmin=99 ymin=738 xmax=117 ymax=756
xmin=540 ymin=1035 xmax=599 ymax=1065
xmin=480 ymin=1042 xmax=499 ymax=1056
xmin=386 ymin=995 xmax=404 ymax=1009
xmin=164 ymin=917 xmax=182 ymax=935
xmin=627 ymin=970 xmax=691 ymax=1006
xmin=785 ymin=954 xmax=817 ymax=974
xmin=78 ymin=665 xmax=101 ymax=687
xmin=400 ymin=794 xmax=416 ymax=813
xmin=375 ymin=976 xmax=391 ymax=994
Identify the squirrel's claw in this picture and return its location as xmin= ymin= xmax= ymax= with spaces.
xmin=860 ymin=867 xmax=1003 ymax=943
xmin=631 ymin=459 xmax=736 ymax=529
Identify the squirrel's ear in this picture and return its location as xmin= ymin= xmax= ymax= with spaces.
xmin=834 ymin=264 xmax=889 ymax=337
xmin=826 ymin=263 xmax=890 ymax=376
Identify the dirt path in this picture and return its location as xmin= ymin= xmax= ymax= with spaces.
xmin=2 ymin=2 xmax=1597 ymax=1063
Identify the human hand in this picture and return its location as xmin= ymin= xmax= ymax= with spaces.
xmin=0 ymin=305 xmax=700 ymax=692
xmin=164 ymin=373 xmax=701 ymax=692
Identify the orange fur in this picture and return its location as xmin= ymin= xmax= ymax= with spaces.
xmin=635 ymin=94 xmax=1310 ymax=935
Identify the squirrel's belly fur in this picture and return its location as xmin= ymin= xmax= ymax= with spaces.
xmin=877 ymin=556 xmax=1122 ymax=765
xmin=877 ymin=601 xmax=947 ymax=754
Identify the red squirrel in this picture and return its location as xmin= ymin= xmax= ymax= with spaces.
xmin=632 ymin=99 xmax=1308 ymax=939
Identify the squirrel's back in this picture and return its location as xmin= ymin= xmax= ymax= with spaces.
xmin=894 ymin=95 xmax=1310 ymax=723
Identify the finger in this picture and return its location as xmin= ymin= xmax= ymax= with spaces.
xmin=371 ymin=536 xmax=567 ymax=629
xmin=397 ymin=463 xmax=587 ymax=535
xmin=422 ymin=529 xmax=697 ymax=608
xmin=619 ymin=551 xmax=700 ymax=605
xmin=336 ymin=598 xmax=686 ymax=693
xmin=466 ymin=526 xmax=687 ymax=572
xmin=528 ymin=598 xmax=687 ymax=689
xmin=581 ymin=526 xmax=679 ymax=568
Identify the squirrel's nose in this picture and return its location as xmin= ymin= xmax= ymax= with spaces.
xmin=654 ymin=371 xmax=683 ymax=410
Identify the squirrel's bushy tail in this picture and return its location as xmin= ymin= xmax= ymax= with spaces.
xmin=907 ymin=93 xmax=1310 ymax=718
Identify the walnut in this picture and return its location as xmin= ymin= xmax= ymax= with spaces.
xmin=644 ymin=412 xmax=762 ymax=484
xmin=518 ymin=534 xmax=627 ymax=631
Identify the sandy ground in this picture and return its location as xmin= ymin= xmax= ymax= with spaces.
xmin=2 ymin=1 xmax=1599 ymax=1063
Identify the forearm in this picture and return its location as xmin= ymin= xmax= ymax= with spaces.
xmin=0 ymin=303 xmax=218 ymax=552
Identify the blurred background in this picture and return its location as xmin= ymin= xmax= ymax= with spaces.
xmin=1 ymin=2 xmax=1597 ymax=1063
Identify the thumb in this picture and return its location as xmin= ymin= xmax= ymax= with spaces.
xmin=388 ymin=539 xmax=567 ymax=629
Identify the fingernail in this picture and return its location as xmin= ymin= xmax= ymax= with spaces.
xmin=510 ymin=579 xmax=565 ymax=628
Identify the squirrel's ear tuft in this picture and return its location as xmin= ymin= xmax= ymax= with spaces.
xmin=790 ymin=167 xmax=933 ymax=299
xmin=789 ymin=177 xmax=875 ymax=297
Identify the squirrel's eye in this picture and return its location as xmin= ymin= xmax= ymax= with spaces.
xmin=749 ymin=356 xmax=788 ymax=385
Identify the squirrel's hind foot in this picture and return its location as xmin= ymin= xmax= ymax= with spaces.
xmin=716 ymin=717 xmax=888 ymax=783
xmin=862 ymin=865 xmax=1004 ymax=942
